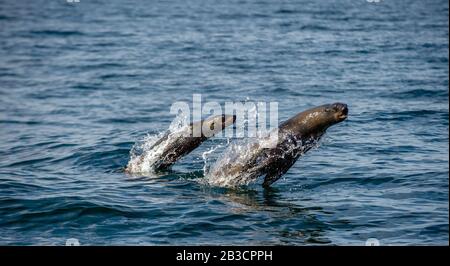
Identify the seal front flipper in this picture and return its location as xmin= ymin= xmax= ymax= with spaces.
xmin=262 ymin=171 xmax=282 ymax=188
xmin=262 ymin=156 xmax=297 ymax=187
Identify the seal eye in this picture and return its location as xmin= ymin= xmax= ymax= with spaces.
xmin=210 ymin=123 xmax=215 ymax=131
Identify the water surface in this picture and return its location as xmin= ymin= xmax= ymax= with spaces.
xmin=0 ymin=0 xmax=448 ymax=245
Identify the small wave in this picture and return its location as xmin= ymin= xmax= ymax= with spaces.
xmin=5 ymin=157 xmax=54 ymax=168
xmin=99 ymin=73 xmax=141 ymax=80
xmin=75 ymin=148 xmax=131 ymax=171
xmin=377 ymin=109 xmax=446 ymax=122
xmin=305 ymin=176 xmax=396 ymax=190
xmin=0 ymin=180 xmax=49 ymax=195
xmin=216 ymin=13 xmax=250 ymax=20
xmin=0 ymin=15 xmax=14 ymax=20
xmin=71 ymin=84 xmax=102 ymax=91
xmin=96 ymin=117 xmax=153 ymax=124
xmin=389 ymin=88 xmax=448 ymax=99
xmin=29 ymin=30 xmax=85 ymax=36
xmin=420 ymin=223 xmax=449 ymax=236
xmin=0 ymin=72 xmax=19 ymax=77
xmin=0 ymin=120 xmax=41 ymax=125
xmin=0 ymin=196 xmax=154 ymax=227
xmin=42 ymin=143 xmax=131 ymax=172
xmin=300 ymin=24 xmax=331 ymax=31
xmin=275 ymin=9 xmax=300 ymax=14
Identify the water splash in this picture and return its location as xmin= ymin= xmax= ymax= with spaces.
xmin=204 ymin=134 xmax=322 ymax=188
xmin=204 ymin=137 xmax=272 ymax=187
xmin=125 ymin=114 xmax=190 ymax=175
xmin=201 ymin=137 xmax=230 ymax=175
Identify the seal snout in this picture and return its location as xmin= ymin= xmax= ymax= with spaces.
xmin=332 ymin=103 xmax=348 ymax=120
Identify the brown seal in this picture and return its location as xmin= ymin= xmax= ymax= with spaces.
xmin=126 ymin=114 xmax=236 ymax=173
xmin=208 ymin=103 xmax=348 ymax=187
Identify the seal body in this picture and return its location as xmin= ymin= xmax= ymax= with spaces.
xmin=208 ymin=103 xmax=348 ymax=187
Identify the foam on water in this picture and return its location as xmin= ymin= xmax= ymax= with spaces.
xmin=126 ymin=132 xmax=166 ymax=174
xmin=126 ymin=114 xmax=190 ymax=174
xmin=204 ymin=133 xmax=322 ymax=187
xmin=201 ymin=137 xmax=230 ymax=174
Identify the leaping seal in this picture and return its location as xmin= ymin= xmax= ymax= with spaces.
xmin=207 ymin=103 xmax=348 ymax=187
xmin=126 ymin=114 xmax=236 ymax=173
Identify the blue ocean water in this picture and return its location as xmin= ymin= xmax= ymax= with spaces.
xmin=0 ymin=0 xmax=448 ymax=245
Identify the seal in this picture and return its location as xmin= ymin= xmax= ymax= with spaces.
xmin=208 ymin=103 xmax=348 ymax=187
xmin=126 ymin=114 xmax=236 ymax=173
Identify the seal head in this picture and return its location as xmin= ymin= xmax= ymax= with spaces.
xmin=280 ymin=102 xmax=348 ymax=137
